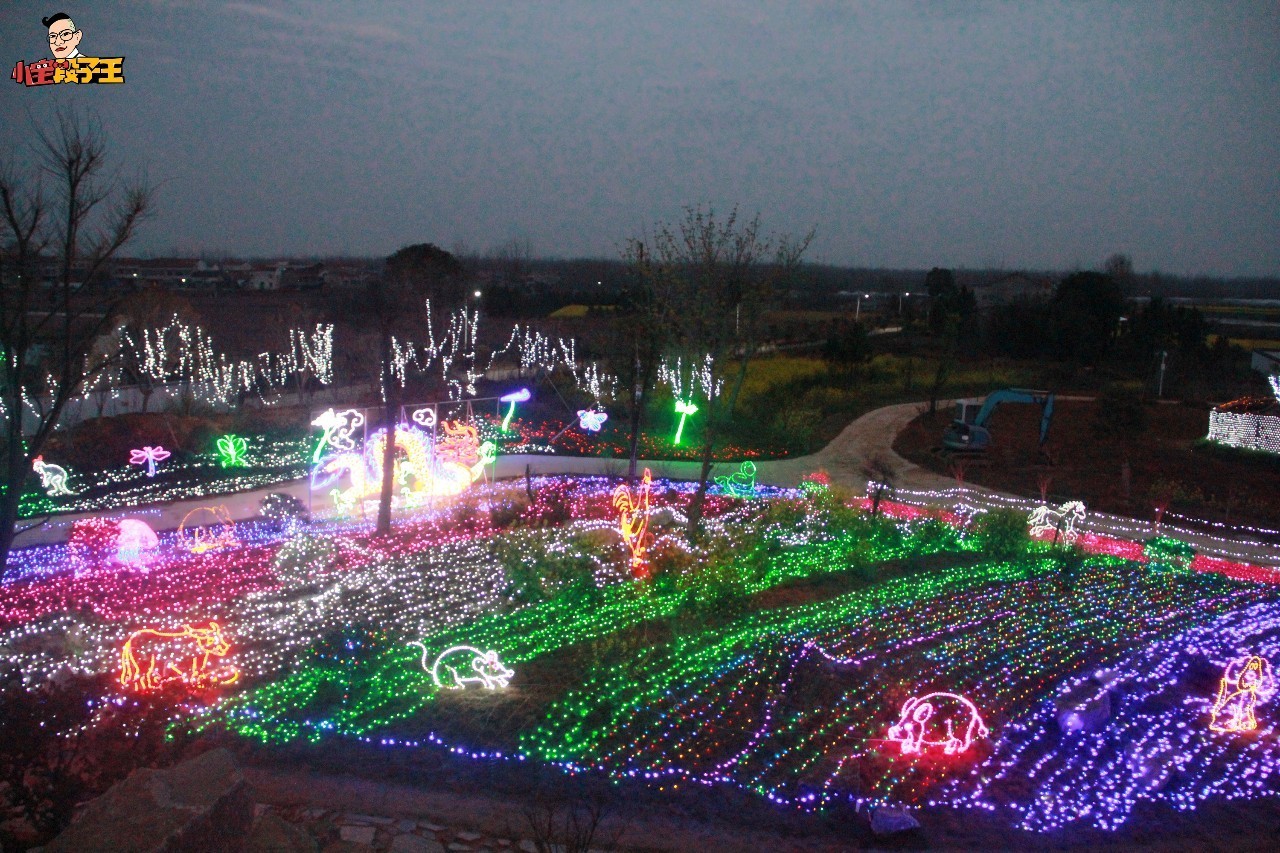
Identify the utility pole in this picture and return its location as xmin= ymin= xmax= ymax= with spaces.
xmin=1157 ymin=350 xmax=1168 ymax=398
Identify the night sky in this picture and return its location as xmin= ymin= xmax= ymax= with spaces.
xmin=2 ymin=1 xmax=1277 ymax=276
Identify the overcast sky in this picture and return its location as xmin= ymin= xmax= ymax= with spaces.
xmin=2 ymin=1 xmax=1277 ymax=276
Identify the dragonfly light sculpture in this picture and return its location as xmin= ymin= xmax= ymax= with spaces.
xmin=129 ymin=445 xmax=171 ymax=478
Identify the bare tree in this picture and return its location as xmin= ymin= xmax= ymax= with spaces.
xmin=0 ymin=109 xmax=152 ymax=570
xmin=861 ymin=454 xmax=898 ymax=516
xmin=113 ymin=288 xmax=201 ymax=413
xmin=616 ymin=242 xmax=667 ymax=480
xmin=370 ymin=243 xmax=465 ymax=536
xmin=627 ymin=206 xmax=811 ymax=538
xmin=1104 ymin=252 xmax=1134 ymax=287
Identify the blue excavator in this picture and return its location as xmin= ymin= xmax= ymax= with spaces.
xmin=941 ymin=388 xmax=1055 ymax=452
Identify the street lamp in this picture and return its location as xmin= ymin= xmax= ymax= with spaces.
xmin=855 ymin=293 xmax=865 ymax=321
xmin=898 ymin=291 xmax=910 ymax=314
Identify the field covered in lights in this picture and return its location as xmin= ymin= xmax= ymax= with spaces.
xmin=4 ymin=475 xmax=1280 ymax=836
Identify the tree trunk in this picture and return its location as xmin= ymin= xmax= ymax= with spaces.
xmin=375 ymin=327 xmax=396 ymax=536
xmin=686 ymin=353 xmax=751 ymax=541
xmin=627 ymin=347 xmax=644 ymax=480
xmin=0 ymin=471 xmax=22 ymax=575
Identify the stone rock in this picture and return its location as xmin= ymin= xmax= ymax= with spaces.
xmin=397 ymin=820 xmax=418 ymax=832
xmin=1055 ymin=682 xmax=1112 ymax=734
xmin=339 ymin=825 xmax=376 ymax=845
xmin=422 ymin=822 xmax=445 ymax=832
xmin=45 ymin=748 xmax=253 ymax=853
xmin=869 ymin=805 xmax=921 ymax=835
xmin=456 ymin=831 xmax=482 ymax=842
xmin=447 ymin=844 xmax=472 ymax=852
xmin=247 ymin=813 xmax=319 ymax=853
xmin=518 ymin=841 xmax=538 ymax=853
xmin=322 ymin=843 xmax=371 ymax=853
xmin=341 ymin=814 xmax=384 ymax=825
xmin=390 ymin=834 xmax=447 ymax=853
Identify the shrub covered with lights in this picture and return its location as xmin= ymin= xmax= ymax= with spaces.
xmin=1143 ymin=535 xmax=1196 ymax=574
xmin=971 ymin=508 xmax=1032 ymax=558
xmin=4 ymin=472 xmax=1279 ymax=839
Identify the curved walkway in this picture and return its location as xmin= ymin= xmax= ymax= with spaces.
xmin=13 ymin=401 xmax=1280 ymax=572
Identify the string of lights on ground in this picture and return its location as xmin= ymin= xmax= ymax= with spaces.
xmin=4 ymin=471 xmax=1280 ymax=834
xmin=945 ymin=600 xmax=1280 ymax=831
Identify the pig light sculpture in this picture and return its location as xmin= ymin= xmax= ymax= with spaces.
xmin=887 ymin=691 xmax=989 ymax=756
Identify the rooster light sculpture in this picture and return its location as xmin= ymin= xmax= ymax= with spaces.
xmin=613 ymin=468 xmax=653 ymax=578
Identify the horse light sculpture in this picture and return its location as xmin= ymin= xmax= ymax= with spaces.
xmin=1028 ymin=500 xmax=1086 ymax=545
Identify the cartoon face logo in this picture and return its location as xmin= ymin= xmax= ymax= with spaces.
xmin=44 ymin=12 xmax=83 ymax=60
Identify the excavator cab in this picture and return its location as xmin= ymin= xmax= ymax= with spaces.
xmin=942 ymin=418 xmax=992 ymax=451
xmin=941 ymin=389 xmax=1054 ymax=453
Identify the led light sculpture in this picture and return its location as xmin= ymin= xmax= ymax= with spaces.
xmin=1028 ymin=500 xmax=1086 ymax=544
xmin=31 ymin=456 xmax=77 ymax=496
xmin=1209 ymin=655 xmax=1274 ymax=733
xmin=411 ymin=406 xmax=437 ymax=429
xmin=436 ymin=420 xmax=481 ymax=467
xmin=410 ymin=641 xmax=513 ymax=690
xmin=500 ymin=388 xmax=532 ymax=432
xmin=613 ymin=468 xmax=652 ymax=578
xmin=577 ymin=408 xmax=608 ymax=432
xmin=310 ymin=407 xmax=365 ymax=464
xmin=216 ymin=434 xmax=248 ymax=468
xmin=129 ymin=445 xmax=171 ymax=478
xmin=886 ymin=691 xmax=990 ymax=756
xmin=116 ymin=518 xmax=159 ymax=564
xmin=673 ymin=399 xmax=698 ymax=445
xmin=119 ymin=621 xmax=239 ymax=692
xmin=178 ymin=505 xmax=238 ymax=554
xmin=715 ymin=461 xmax=757 ymax=498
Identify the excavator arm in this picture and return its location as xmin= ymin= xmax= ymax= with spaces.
xmin=944 ymin=388 xmax=1055 ymax=450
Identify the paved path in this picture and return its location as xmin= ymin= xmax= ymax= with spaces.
xmin=13 ymin=401 xmax=945 ymax=549
xmin=14 ymin=400 xmax=1280 ymax=571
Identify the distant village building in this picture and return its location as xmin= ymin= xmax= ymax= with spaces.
xmin=972 ymin=273 xmax=1056 ymax=308
xmin=111 ymin=257 xmax=200 ymax=288
xmin=245 ymin=262 xmax=287 ymax=291
xmin=322 ymin=264 xmax=374 ymax=289
xmin=280 ymin=262 xmax=324 ymax=291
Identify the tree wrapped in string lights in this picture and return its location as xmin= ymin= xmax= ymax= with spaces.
xmin=628 ymin=206 xmax=811 ymax=538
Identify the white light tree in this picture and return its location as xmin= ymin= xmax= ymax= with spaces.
xmin=627 ymin=206 xmax=811 ymax=537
